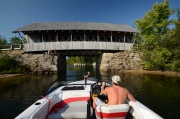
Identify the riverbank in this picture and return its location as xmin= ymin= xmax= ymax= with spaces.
xmin=124 ymin=70 xmax=180 ymax=76
xmin=0 ymin=74 xmax=23 ymax=79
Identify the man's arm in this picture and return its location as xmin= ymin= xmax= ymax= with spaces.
xmin=101 ymin=82 xmax=107 ymax=94
xmin=127 ymin=89 xmax=136 ymax=102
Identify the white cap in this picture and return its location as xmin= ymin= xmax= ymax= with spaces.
xmin=111 ymin=75 xmax=121 ymax=84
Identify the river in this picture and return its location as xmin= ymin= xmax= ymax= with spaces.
xmin=0 ymin=65 xmax=180 ymax=119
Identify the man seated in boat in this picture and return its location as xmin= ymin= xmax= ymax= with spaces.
xmin=93 ymin=75 xmax=136 ymax=109
xmin=85 ymin=71 xmax=91 ymax=78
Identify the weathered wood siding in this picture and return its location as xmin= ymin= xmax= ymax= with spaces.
xmin=24 ymin=41 xmax=133 ymax=52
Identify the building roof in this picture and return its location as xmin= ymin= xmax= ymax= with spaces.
xmin=12 ymin=22 xmax=139 ymax=33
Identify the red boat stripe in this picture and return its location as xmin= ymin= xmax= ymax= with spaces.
xmin=50 ymin=97 xmax=90 ymax=113
xmin=96 ymin=110 xmax=127 ymax=118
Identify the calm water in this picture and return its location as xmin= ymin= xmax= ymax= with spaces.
xmin=0 ymin=65 xmax=180 ymax=119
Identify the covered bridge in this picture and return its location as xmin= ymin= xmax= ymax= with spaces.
xmin=13 ymin=22 xmax=138 ymax=56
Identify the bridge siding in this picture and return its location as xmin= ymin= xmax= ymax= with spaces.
xmin=24 ymin=42 xmax=133 ymax=52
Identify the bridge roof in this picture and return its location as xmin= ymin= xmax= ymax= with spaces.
xmin=13 ymin=22 xmax=139 ymax=33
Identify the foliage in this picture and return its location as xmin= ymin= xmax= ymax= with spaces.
xmin=170 ymin=60 xmax=180 ymax=71
xmin=9 ymin=36 xmax=26 ymax=44
xmin=0 ymin=35 xmax=7 ymax=45
xmin=134 ymin=0 xmax=180 ymax=71
xmin=142 ymin=47 xmax=172 ymax=70
xmin=0 ymin=55 xmax=31 ymax=74
xmin=135 ymin=0 xmax=172 ymax=47
xmin=66 ymin=56 xmax=96 ymax=65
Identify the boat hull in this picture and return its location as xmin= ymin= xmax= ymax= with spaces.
xmin=15 ymin=79 xmax=163 ymax=119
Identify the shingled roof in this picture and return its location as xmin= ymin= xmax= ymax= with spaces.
xmin=12 ymin=22 xmax=139 ymax=33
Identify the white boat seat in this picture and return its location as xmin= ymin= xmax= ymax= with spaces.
xmin=48 ymin=91 xmax=93 ymax=119
xmin=48 ymin=106 xmax=88 ymax=119
xmin=95 ymin=104 xmax=129 ymax=119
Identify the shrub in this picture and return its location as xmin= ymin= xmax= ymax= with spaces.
xmin=0 ymin=55 xmax=31 ymax=74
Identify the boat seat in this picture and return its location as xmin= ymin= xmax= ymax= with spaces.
xmin=48 ymin=105 xmax=91 ymax=119
xmin=95 ymin=104 xmax=129 ymax=119
xmin=48 ymin=91 xmax=93 ymax=119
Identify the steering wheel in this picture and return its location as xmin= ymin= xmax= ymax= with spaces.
xmin=91 ymin=81 xmax=110 ymax=102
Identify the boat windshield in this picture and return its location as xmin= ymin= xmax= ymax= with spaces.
xmin=43 ymin=76 xmax=98 ymax=96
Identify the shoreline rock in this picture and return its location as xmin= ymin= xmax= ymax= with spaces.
xmin=0 ymin=74 xmax=23 ymax=79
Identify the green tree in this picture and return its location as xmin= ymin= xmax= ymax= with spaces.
xmin=9 ymin=36 xmax=26 ymax=44
xmin=143 ymin=47 xmax=172 ymax=70
xmin=167 ymin=7 xmax=180 ymax=70
xmin=133 ymin=0 xmax=180 ymax=71
xmin=0 ymin=35 xmax=7 ymax=45
xmin=66 ymin=56 xmax=96 ymax=65
xmin=135 ymin=0 xmax=172 ymax=48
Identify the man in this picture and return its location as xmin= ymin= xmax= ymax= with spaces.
xmin=85 ymin=72 xmax=91 ymax=78
xmin=93 ymin=75 xmax=136 ymax=109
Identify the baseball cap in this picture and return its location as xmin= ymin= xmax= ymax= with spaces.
xmin=110 ymin=75 xmax=121 ymax=84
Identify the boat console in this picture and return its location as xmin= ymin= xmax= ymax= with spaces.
xmin=91 ymin=81 xmax=110 ymax=102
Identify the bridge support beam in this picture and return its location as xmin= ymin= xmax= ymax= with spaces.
xmin=57 ymin=54 xmax=67 ymax=72
xmin=96 ymin=53 xmax=114 ymax=71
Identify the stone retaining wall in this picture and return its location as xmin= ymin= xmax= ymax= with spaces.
xmin=97 ymin=51 xmax=143 ymax=71
xmin=16 ymin=53 xmax=58 ymax=73
xmin=15 ymin=51 xmax=143 ymax=73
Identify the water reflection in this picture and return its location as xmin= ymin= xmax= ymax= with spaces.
xmin=0 ymin=74 xmax=57 ymax=119
xmin=0 ymin=65 xmax=180 ymax=119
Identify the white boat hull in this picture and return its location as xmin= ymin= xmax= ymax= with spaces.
xmin=15 ymin=79 xmax=163 ymax=119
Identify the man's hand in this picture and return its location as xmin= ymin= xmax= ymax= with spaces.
xmin=102 ymin=82 xmax=105 ymax=89
xmin=101 ymin=82 xmax=106 ymax=94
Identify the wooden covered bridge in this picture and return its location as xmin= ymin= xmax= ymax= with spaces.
xmin=12 ymin=22 xmax=138 ymax=71
xmin=12 ymin=22 xmax=138 ymax=56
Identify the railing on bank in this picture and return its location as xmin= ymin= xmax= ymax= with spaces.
xmin=0 ymin=44 xmax=23 ymax=51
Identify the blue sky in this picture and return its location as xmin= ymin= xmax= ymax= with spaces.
xmin=0 ymin=0 xmax=180 ymax=41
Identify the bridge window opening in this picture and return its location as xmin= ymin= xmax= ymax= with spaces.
xmin=51 ymin=36 xmax=55 ymax=42
xmin=58 ymin=32 xmax=71 ymax=41
xmin=125 ymin=35 xmax=133 ymax=43
xmin=99 ymin=36 xmax=104 ymax=42
xmin=112 ymin=35 xmax=119 ymax=42
xmin=98 ymin=31 xmax=111 ymax=42
xmin=58 ymin=35 xmax=69 ymax=41
xmin=85 ymin=31 xmax=97 ymax=41
xmin=29 ymin=34 xmax=41 ymax=43
xmin=119 ymin=35 xmax=124 ymax=42
xmin=71 ymin=31 xmax=84 ymax=41
xmin=64 ymin=36 xmax=68 ymax=41
xmin=44 ymin=35 xmax=48 ymax=42
xmin=72 ymin=35 xmax=77 ymax=41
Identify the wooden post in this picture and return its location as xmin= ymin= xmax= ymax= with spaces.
xmin=56 ymin=32 xmax=58 ymax=42
xmin=84 ymin=30 xmax=85 ymax=41
xmin=124 ymin=32 xmax=126 ymax=49
xmin=42 ymin=32 xmax=43 ymax=42
xmin=71 ymin=31 xmax=72 ymax=41
xmin=111 ymin=31 xmax=112 ymax=42
xmin=97 ymin=31 xmax=99 ymax=42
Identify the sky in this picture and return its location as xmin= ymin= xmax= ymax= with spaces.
xmin=0 ymin=0 xmax=180 ymax=41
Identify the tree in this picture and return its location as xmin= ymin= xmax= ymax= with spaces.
xmin=9 ymin=36 xmax=26 ymax=44
xmin=0 ymin=35 xmax=7 ymax=45
xmin=135 ymin=0 xmax=172 ymax=48
xmin=134 ymin=0 xmax=180 ymax=71
xmin=66 ymin=56 xmax=96 ymax=65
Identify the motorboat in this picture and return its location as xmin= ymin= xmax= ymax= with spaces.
xmin=15 ymin=76 xmax=163 ymax=119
